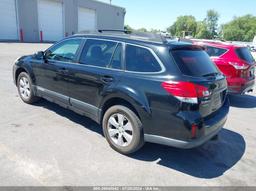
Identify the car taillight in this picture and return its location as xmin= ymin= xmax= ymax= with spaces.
xmin=161 ymin=81 xmax=210 ymax=104
xmin=229 ymin=62 xmax=249 ymax=70
xmin=240 ymin=69 xmax=248 ymax=78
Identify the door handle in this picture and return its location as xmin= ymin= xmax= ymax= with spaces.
xmin=101 ymin=76 xmax=114 ymax=83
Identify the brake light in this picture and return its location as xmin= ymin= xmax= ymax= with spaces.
xmin=229 ymin=62 xmax=249 ymax=70
xmin=161 ymin=81 xmax=210 ymax=104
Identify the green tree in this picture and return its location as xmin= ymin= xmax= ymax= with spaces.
xmin=150 ymin=28 xmax=161 ymax=33
xmin=205 ymin=9 xmax=220 ymax=38
xmin=167 ymin=24 xmax=176 ymax=37
xmin=222 ymin=15 xmax=256 ymax=41
xmin=137 ymin=28 xmax=148 ymax=32
xmin=124 ymin=25 xmax=133 ymax=33
xmin=167 ymin=15 xmax=197 ymax=37
xmin=195 ymin=21 xmax=211 ymax=39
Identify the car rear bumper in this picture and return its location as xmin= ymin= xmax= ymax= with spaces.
xmin=144 ymin=97 xmax=229 ymax=149
xmin=144 ymin=115 xmax=227 ymax=149
xmin=228 ymin=78 xmax=255 ymax=94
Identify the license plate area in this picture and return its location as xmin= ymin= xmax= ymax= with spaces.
xmin=212 ymin=92 xmax=222 ymax=111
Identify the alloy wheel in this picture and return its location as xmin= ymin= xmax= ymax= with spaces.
xmin=19 ymin=76 xmax=31 ymax=99
xmin=107 ymin=113 xmax=133 ymax=147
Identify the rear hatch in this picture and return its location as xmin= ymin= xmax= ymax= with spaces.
xmin=169 ymin=46 xmax=227 ymax=117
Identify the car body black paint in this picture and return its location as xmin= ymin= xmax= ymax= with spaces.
xmin=13 ymin=34 xmax=229 ymax=147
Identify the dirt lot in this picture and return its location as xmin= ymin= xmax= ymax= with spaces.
xmin=0 ymin=43 xmax=255 ymax=186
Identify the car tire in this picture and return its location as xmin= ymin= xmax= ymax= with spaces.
xmin=17 ymin=72 xmax=40 ymax=104
xmin=103 ymin=105 xmax=144 ymax=155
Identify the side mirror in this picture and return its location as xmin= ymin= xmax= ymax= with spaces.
xmin=35 ymin=51 xmax=45 ymax=59
xmin=45 ymin=50 xmax=52 ymax=57
xmin=35 ymin=50 xmax=52 ymax=62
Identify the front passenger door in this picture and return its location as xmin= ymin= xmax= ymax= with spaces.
xmin=33 ymin=38 xmax=83 ymax=105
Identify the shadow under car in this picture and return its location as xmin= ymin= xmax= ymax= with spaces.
xmin=132 ymin=128 xmax=245 ymax=179
xmin=34 ymin=99 xmax=246 ymax=179
xmin=229 ymin=93 xmax=256 ymax=108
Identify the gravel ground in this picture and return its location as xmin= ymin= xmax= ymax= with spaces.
xmin=0 ymin=43 xmax=255 ymax=186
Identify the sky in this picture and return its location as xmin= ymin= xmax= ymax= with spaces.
xmin=98 ymin=0 xmax=256 ymax=31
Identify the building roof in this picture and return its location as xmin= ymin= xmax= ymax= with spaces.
xmin=92 ymin=0 xmax=125 ymax=10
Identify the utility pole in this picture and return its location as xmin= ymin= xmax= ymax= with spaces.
xmin=110 ymin=0 xmax=112 ymax=4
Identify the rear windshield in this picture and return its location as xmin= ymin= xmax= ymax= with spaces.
xmin=171 ymin=50 xmax=219 ymax=77
xmin=235 ymin=47 xmax=255 ymax=63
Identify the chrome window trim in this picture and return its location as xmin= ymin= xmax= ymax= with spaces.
xmin=46 ymin=37 xmax=124 ymax=71
xmin=45 ymin=37 xmax=166 ymax=74
xmin=46 ymin=37 xmax=84 ymax=53
xmin=124 ymin=43 xmax=166 ymax=74
xmin=79 ymin=38 xmax=166 ymax=74
xmin=77 ymin=38 xmax=125 ymax=71
xmin=46 ymin=37 xmax=85 ymax=63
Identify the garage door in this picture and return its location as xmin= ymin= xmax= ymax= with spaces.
xmin=78 ymin=7 xmax=96 ymax=32
xmin=38 ymin=0 xmax=63 ymax=41
xmin=0 ymin=0 xmax=18 ymax=40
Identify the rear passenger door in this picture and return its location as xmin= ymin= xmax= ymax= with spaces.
xmin=66 ymin=39 xmax=124 ymax=118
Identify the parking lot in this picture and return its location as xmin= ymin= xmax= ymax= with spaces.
xmin=0 ymin=43 xmax=256 ymax=186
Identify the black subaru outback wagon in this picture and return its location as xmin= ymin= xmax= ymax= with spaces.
xmin=13 ymin=31 xmax=229 ymax=154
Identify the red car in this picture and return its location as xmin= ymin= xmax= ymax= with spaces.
xmin=193 ymin=40 xmax=255 ymax=94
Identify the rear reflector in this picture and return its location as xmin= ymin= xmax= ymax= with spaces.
xmin=161 ymin=81 xmax=210 ymax=104
xmin=191 ymin=124 xmax=197 ymax=138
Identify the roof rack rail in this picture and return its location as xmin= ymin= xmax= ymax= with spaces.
xmin=98 ymin=29 xmax=130 ymax=34
xmin=77 ymin=30 xmax=168 ymax=44
xmin=132 ymin=31 xmax=167 ymax=42
xmin=178 ymin=38 xmax=193 ymax=43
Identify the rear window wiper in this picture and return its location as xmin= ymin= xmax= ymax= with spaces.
xmin=202 ymin=72 xmax=219 ymax=77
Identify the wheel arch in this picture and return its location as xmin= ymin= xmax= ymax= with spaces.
xmin=15 ymin=67 xmax=28 ymax=86
xmin=99 ymin=95 xmax=150 ymax=125
xmin=14 ymin=66 xmax=35 ymax=86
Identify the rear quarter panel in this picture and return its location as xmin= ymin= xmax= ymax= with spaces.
xmin=115 ymin=72 xmax=183 ymax=135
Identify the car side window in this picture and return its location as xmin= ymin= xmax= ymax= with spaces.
xmin=108 ymin=43 xmax=122 ymax=70
xmin=80 ymin=39 xmax=117 ymax=68
xmin=125 ymin=44 xmax=162 ymax=72
xmin=205 ymin=46 xmax=227 ymax=57
xmin=47 ymin=39 xmax=82 ymax=62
